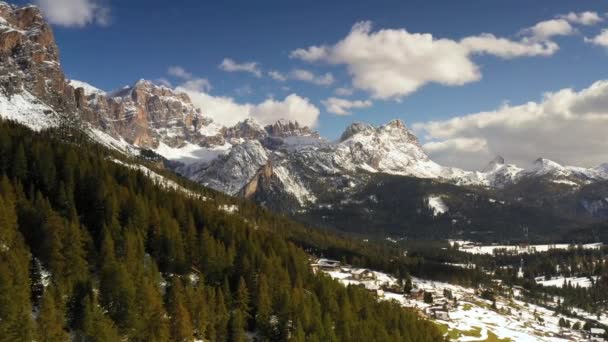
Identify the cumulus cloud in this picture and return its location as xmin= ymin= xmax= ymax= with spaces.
xmin=291 ymin=20 xmax=568 ymax=99
xmin=322 ymin=97 xmax=372 ymax=115
xmin=166 ymin=66 xmax=212 ymax=92
xmin=413 ymin=80 xmax=608 ymax=170
xmin=35 ymin=0 xmax=110 ymax=27
xmin=250 ymin=94 xmax=320 ymax=126
xmin=171 ymin=67 xmax=320 ymax=127
xmin=560 ymin=11 xmax=603 ymax=26
xmin=219 ymin=58 xmax=262 ymax=77
xmin=585 ymin=29 xmax=608 ymax=47
xmin=519 ymin=19 xmax=574 ymax=42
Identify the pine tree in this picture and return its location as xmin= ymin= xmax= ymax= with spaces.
xmin=37 ymin=286 xmax=69 ymax=342
xmin=80 ymin=294 xmax=122 ymax=342
xmin=235 ymin=276 xmax=250 ymax=318
xmin=256 ymin=274 xmax=273 ymax=339
xmin=167 ymin=278 xmax=193 ymax=342
xmin=10 ymin=143 xmax=27 ymax=180
xmin=229 ymin=309 xmax=246 ymax=342
xmin=215 ymin=288 xmax=229 ymax=342
xmin=0 ymin=196 xmax=34 ymax=341
xmin=134 ymin=280 xmax=169 ymax=342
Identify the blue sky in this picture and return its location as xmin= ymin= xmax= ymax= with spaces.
xmin=18 ymin=0 xmax=608 ymax=169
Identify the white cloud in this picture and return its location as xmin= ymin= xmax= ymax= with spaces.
xmin=155 ymin=78 xmax=172 ymax=87
xmin=461 ymin=34 xmax=558 ymax=58
xmin=519 ymin=19 xmax=574 ymax=42
xmin=335 ymin=87 xmax=354 ymax=96
xmin=322 ymin=97 xmax=372 ymax=115
xmin=560 ymin=11 xmax=603 ymax=26
xmin=413 ymin=80 xmax=608 ymax=170
xmin=289 ymin=69 xmax=334 ymax=86
xmin=35 ymin=0 xmax=110 ymax=27
xmin=177 ymin=86 xmax=319 ymax=127
xmin=167 ymin=66 xmax=212 ymax=92
xmin=167 ymin=66 xmax=193 ymax=79
xmin=268 ymin=70 xmax=287 ymax=82
xmin=291 ymin=20 xmax=565 ymax=99
xmin=585 ymin=29 xmax=608 ymax=47
xmin=250 ymin=94 xmax=320 ymax=127
xmin=219 ymin=58 xmax=262 ymax=77
xmin=290 ymin=45 xmax=329 ymax=62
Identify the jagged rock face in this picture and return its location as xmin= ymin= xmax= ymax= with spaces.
xmin=265 ymin=119 xmax=318 ymax=138
xmin=222 ymin=118 xmax=267 ymax=141
xmin=181 ymin=140 xmax=270 ymax=196
xmin=0 ymin=3 xmax=215 ymax=149
xmin=83 ymin=80 xmax=209 ymax=148
xmin=0 ymin=2 xmax=76 ymax=117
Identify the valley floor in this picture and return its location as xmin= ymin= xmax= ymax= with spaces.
xmin=315 ymin=261 xmax=606 ymax=341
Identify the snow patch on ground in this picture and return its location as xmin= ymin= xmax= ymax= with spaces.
xmin=319 ymin=263 xmax=596 ymax=341
xmin=109 ymin=158 xmax=201 ymax=199
xmin=536 ymin=276 xmax=599 ymax=289
xmin=427 ymin=195 xmax=448 ymax=216
xmin=450 ymin=240 xmax=603 ymax=255
xmin=218 ymin=204 xmax=238 ymax=214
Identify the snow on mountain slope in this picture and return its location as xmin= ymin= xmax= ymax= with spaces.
xmin=0 ymin=89 xmax=60 ymax=130
xmin=68 ymin=80 xmax=106 ymax=96
xmin=521 ymin=157 xmax=608 ymax=184
xmin=334 ymin=120 xmax=445 ymax=178
xmin=427 ymin=195 xmax=448 ymax=216
xmin=182 ymin=140 xmax=269 ymax=195
xmin=273 ymin=164 xmax=317 ymax=205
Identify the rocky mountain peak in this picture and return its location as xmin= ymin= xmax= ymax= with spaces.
xmin=222 ymin=118 xmax=267 ymax=141
xmin=340 ymin=122 xmax=375 ymax=142
xmin=0 ymin=2 xmax=74 ymax=118
xmin=532 ymin=157 xmax=563 ymax=170
xmin=483 ymin=155 xmax=506 ymax=172
xmin=264 ymin=119 xmax=317 ymax=138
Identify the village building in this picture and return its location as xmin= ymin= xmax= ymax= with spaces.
xmin=409 ymin=288 xmax=425 ymax=300
xmin=317 ymin=258 xmax=341 ymax=271
xmin=362 ymin=283 xmax=385 ymax=297
xmin=351 ymin=268 xmax=376 ymax=281
xmin=426 ymin=305 xmax=450 ymax=321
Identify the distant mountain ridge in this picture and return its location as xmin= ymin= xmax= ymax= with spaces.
xmin=1 ymin=2 xmax=608 ymax=240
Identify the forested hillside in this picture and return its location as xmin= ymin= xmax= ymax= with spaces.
xmin=0 ymin=120 xmax=444 ymax=341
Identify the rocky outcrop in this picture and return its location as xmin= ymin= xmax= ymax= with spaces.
xmin=83 ymin=80 xmax=210 ymax=148
xmin=0 ymin=2 xmax=76 ymax=118
xmin=0 ymin=3 xmax=217 ymax=149
xmin=239 ymin=161 xmax=274 ymax=198
xmin=264 ymin=119 xmax=318 ymax=138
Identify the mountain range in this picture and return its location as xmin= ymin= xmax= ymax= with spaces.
xmin=1 ymin=2 xmax=607 ymax=241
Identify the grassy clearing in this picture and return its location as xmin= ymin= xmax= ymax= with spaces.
xmin=435 ymin=323 xmax=483 ymax=340
xmin=482 ymin=331 xmax=512 ymax=342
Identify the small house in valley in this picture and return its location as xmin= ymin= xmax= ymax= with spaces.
xmin=317 ymin=259 xmax=341 ymax=271
xmin=351 ymin=268 xmax=376 ymax=281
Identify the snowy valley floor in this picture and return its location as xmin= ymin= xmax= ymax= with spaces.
xmin=319 ymin=264 xmax=605 ymax=341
